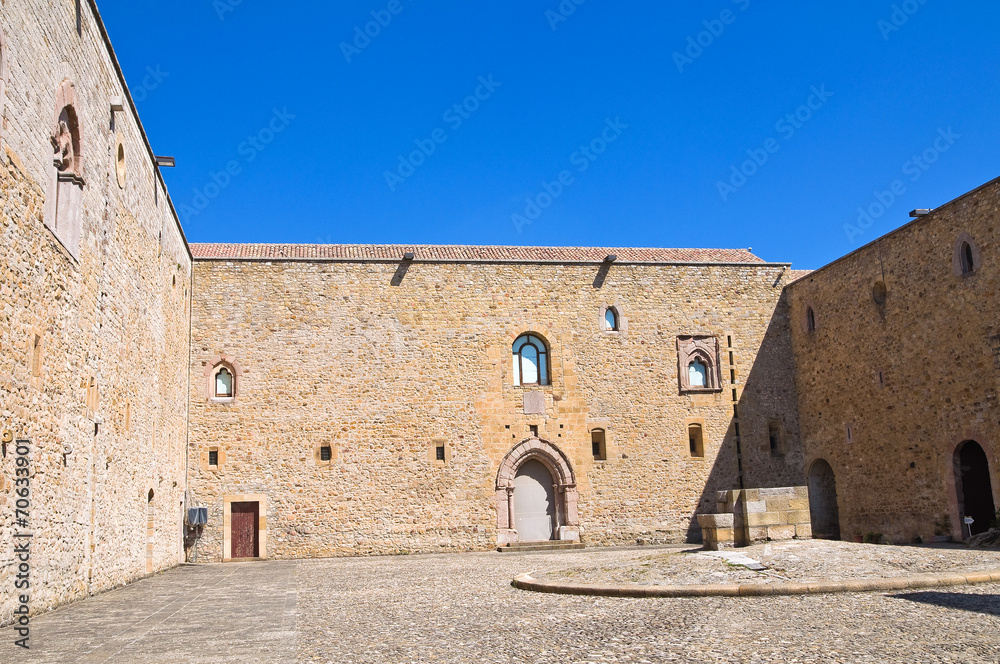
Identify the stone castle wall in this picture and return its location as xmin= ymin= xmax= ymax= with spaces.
xmin=0 ymin=1 xmax=190 ymax=625
xmin=187 ymin=257 xmax=804 ymax=561
xmin=787 ymin=177 xmax=1000 ymax=544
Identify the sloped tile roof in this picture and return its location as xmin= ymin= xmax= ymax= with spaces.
xmin=190 ymin=243 xmax=768 ymax=264
xmin=786 ymin=269 xmax=814 ymax=283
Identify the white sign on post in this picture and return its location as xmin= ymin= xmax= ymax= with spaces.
xmin=963 ymin=517 xmax=975 ymax=525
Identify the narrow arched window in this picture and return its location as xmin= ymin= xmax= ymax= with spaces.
xmin=604 ymin=308 xmax=619 ymax=331
xmin=806 ymin=307 xmax=816 ymax=332
xmin=688 ymin=360 xmax=707 ymax=388
xmin=215 ymin=367 xmax=233 ymax=397
xmin=591 ymin=429 xmax=607 ymax=460
xmin=689 ymin=424 xmax=704 ymax=458
xmin=961 ymin=242 xmax=975 ymax=275
xmin=512 ymin=334 xmax=550 ymax=386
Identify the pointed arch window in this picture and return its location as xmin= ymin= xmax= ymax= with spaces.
xmin=512 ymin=334 xmax=550 ymax=386
xmin=215 ymin=367 xmax=233 ymax=398
xmin=677 ymin=336 xmax=721 ymax=392
xmin=205 ymin=355 xmax=242 ymax=402
xmin=604 ymin=307 xmax=619 ymax=331
xmin=688 ymin=359 xmax=707 ymax=388
xmin=953 ymin=234 xmax=980 ymax=277
xmin=806 ymin=307 xmax=816 ymax=332
xmin=961 ymin=242 xmax=975 ymax=275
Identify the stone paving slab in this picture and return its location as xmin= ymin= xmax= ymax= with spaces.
xmin=2 ymin=547 xmax=1000 ymax=663
xmin=1 ymin=562 xmax=297 ymax=664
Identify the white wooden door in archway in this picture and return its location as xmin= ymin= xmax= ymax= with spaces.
xmin=513 ymin=460 xmax=555 ymax=541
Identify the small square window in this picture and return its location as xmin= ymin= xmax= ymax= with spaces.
xmin=320 ymin=446 xmax=332 ymax=462
xmin=208 ymin=450 xmax=219 ymax=466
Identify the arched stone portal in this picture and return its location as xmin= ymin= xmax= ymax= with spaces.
xmin=808 ymin=459 xmax=841 ymax=540
xmin=954 ymin=440 xmax=996 ymax=537
xmin=496 ymin=438 xmax=580 ymax=546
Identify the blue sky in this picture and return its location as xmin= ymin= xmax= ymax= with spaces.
xmin=100 ymin=0 xmax=1000 ymax=269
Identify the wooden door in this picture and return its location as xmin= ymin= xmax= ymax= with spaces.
xmin=513 ymin=460 xmax=556 ymax=541
xmin=231 ymin=502 xmax=259 ymax=558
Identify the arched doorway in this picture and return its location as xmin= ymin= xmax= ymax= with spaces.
xmin=808 ymin=459 xmax=841 ymax=540
xmin=513 ymin=460 xmax=556 ymax=541
xmin=954 ymin=441 xmax=996 ymax=537
xmin=496 ymin=438 xmax=579 ymax=546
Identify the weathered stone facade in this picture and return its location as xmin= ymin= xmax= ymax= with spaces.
xmin=185 ymin=248 xmax=805 ymax=561
xmin=0 ymin=0 xmax=190 ymax=625
xmin=787 ymin=177 xmax=1000 ymax=545
xmin=7 ymin=0 xmax=1000 ymax=631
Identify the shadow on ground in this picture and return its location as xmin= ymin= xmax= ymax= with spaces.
xmin=892 ymin=591 xmax=1000 ymax=616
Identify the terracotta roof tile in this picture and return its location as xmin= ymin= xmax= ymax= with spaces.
xmin=786 ymin=269 xmax=814 ymax=283
xmin=190 ymin=243 xmax=768 ymax=264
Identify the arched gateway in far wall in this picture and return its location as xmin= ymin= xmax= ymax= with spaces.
xmin=496 ymin=438 xmax=580 ymax=546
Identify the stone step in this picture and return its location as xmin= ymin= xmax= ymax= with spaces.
xmin=496 ymin=542 xmax=586 ymax=553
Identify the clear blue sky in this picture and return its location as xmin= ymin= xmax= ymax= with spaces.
xmin=99 ymin=0 xmax=1000 ymax=269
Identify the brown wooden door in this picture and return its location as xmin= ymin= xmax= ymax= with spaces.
xmin=231 ymin=502 xmax=259 ymax=558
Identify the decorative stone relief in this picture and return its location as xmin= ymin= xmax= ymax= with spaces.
xmin=677 ymin=335 xmax=722 ymax=392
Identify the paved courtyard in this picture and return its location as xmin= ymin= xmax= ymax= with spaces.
xmin=3 ymin=546 xmax=1000 ymax=663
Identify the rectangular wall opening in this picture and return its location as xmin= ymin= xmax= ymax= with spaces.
xmin=591 ymin=429 xmax=607 ymax=460
xmin=689 ymin=424 xmax=704 ymax=458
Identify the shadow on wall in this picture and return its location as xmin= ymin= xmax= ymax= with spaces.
xmin=685 ymin=289 xmax=807 ymax=542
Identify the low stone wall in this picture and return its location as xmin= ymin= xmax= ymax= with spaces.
xmin=699 ymin=486 xmax=811 ymax=550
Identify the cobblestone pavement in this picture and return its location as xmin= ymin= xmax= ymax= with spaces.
xmin=537 ymin=540 xmax=1000 ymax=586
xmin=2 ymin=546 xmax=999 ymax=663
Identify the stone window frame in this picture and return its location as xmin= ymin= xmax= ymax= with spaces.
xmin=677 ymin=336 xmax=723 ymax=393
xmin=428 ymin=438 xmax=451 ymax=465
xmin=204 ymin=355 xmax=242 ymax=404
xmin=202 ymin=445 xmax=226 ymax=472
xmin=314 ymin=441 xmax=338 ymax=466
xmin=512 ymin=333 xmax=551 ymax=387
xmin=686 ymin=418 xmax=706 ymax=458
xmin=590 ymin=428 xmax=607 ymax=460
xmin=601 ymin=303 xmax=625 ymax=333
xmin=43 ymin=79 xmax=86 ymax=260
xmin=114 ymin=133 xmax=126 ymax=189
xmin=953 ymin=233 xmax=981 ymax=278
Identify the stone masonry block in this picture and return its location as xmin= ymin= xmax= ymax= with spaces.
xmin=765 ymin=497 xmax=791 ymax=513
xmin=760 ymin=487 xmax=797 ymax=498
xmin=697 ymin=513 xmax=734 ymax=528
xmin=785 ymin=510 xmax=811 ymax=525
xmin=745 ymin=500 xmax=767 ymax=514
xmin=745 ymin=512 xmax=780 ymax=527
xmin=766 ymin=525 xmax=796 ymax=541
xmin=795 ymin=523 xmax=813 ymax=539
